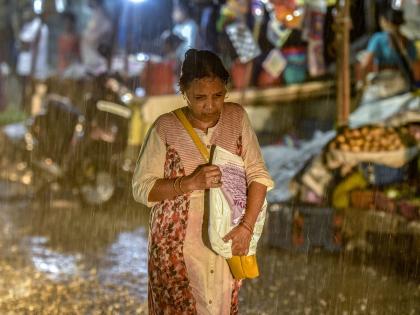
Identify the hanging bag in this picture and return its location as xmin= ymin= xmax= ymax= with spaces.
xmin=174 ymin=108 xmax=264 ymax=280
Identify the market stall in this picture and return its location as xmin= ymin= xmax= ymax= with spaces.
xmin=28 ymin=0 xmax=346 ymax=149
xmin=327 ymin=120 xmax=420 ymax=256
xmin=265 ymin=105 xmax=420 ymax=266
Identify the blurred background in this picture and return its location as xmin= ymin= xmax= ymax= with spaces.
xmin=0 ymin=0 xmax=419 ymax=314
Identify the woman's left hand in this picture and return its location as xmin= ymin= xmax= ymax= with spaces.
xmin=222 ymin=225 xmax=252 ymax=256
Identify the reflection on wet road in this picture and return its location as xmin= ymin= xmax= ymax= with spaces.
xmin=0 ymin=192 xmax=150 ymax=314
xmin=0 ymin=190 xmax=419 ymax=314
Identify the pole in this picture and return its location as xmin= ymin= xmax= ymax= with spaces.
xmin=240 ymin=2 xmax=264 ymax=106
xmin=335 ymin=0 xmax=351 ymax=127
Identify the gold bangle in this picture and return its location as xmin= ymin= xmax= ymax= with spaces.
xmin=173 ymin=177 xmax=181 ymax=195
xmin=179 ymin=176 xmax=187 ymax=194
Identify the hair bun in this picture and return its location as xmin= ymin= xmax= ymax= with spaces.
xmin=184 ymin=49 xmax=198 ymax=60
xmin=179 ymin=49 xmax=229 ymax=93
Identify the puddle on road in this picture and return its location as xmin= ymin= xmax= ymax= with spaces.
xmin=27 ymin=236 xmax=80 ymax=281
xmin=2 ymin=197 xmax=420 ymax=314
xmin=25 ymin=228 xmax=149 ymax=299
xmin=1 ymin=188 xmax=151 ymax=299
xmin=0 ymin=193 xmax=151 ymax=313
xmin=98 ymin=228 xmax=148 ymax=299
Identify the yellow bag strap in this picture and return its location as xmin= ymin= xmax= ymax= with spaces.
xmin=174 ymin=108 xmax=210 ymax=162
xmin=176 ymin=109 xmax=258 ymax=280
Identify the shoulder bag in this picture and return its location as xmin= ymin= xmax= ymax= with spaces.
xmin=174 ymin=108 xmax=260 ymax=280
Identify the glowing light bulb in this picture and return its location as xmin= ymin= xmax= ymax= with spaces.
xmin=33 ymin=0 xmax=43 ymax=14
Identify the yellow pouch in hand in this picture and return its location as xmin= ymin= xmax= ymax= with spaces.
xmin=226 ymin=255 xmax=259 ymax=280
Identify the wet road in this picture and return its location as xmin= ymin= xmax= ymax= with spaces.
xmin=0 ymin=184 xmax=419 ymax=314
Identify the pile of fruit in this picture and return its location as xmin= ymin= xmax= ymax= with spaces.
xmin=329 ymin=126 xmax=415 ymax=153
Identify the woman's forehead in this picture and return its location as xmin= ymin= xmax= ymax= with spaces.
xmin=188 ymin=77 xmax=225 ymax=92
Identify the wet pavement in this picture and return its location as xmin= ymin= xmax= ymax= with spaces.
xmin=0 ymin=183 xmax=419 ymax=314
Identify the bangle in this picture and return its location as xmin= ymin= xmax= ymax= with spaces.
xmin=179 ymin=176 xmax=187 ymax=194
xmin=173 ymin=177 xmax=181 ymax=195
xmin=240 ymin=220 xmax=253 ymax=234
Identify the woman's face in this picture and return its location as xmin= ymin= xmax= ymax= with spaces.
xmin=184 ymin=76 xmax=226 ymax=125
xmin=379 ymin=16 xmax=397 ymax=32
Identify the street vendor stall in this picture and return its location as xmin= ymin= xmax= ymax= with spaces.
xmin=264 ymin=0 xmax=420 ymax=261
xmin=326 ymin=117 xmax=420 ymax=252
xmin=263 ymin=0 xmax=420 ymax=256
xmin=265 ymin=104 xmax=420 ymax=267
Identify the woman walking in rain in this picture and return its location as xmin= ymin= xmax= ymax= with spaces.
xmin=132 ymin=49 xmax=273 ymax=314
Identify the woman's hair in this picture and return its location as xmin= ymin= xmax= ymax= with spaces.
xmin=179 ymin=49 xmax=230 ymax=93
xmin=380 ymin=7 xmax=405 ymax=26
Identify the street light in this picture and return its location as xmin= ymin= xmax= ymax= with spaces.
xmin=34 ymin=0 xmax=67 ymax=14
xmin=391 ymin=0 xmax=403 ymax=10
xmin=33 ymin=0 xmax=43 ymax=14
xmin=55 ymin=0 xmax=67 ymax=13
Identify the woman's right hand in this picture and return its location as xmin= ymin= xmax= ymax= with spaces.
xmin=184 ymin=165 xmax=222 ymax=191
